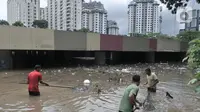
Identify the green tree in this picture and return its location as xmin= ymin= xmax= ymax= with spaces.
xmin=160 ymin=0 xmax=200 ymax=14
xmin=129 ymin=33 xmax=148 ymax=37
xmin=78 ymin=28 xmax=90 ymax=32
xmin=12 ymin=21 xmax=25 ymax=27
xmin=186 ymin=38 xmax=200 ymax=69
xmin=186 ymin=38 xmax=200 ymax=92
xmin=32 ymin=20 xmax=48 ymax=28
xmin=177 ymin=31 xmax=200 ymax=42
xmin=0 ymin=20 xmax=9 ymax=25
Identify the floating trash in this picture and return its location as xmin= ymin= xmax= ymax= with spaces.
xmin=72 ymin=73 xmax=75 ymax=75
xmin=83 ymin=79 xmax=91 ymax=86
xmin=188 ymin=79 xmax=198 ymax=85
xmin=121 ymin=68 xmax=130 ymax=73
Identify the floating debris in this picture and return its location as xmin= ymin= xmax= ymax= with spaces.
xmin=83 ymin=79 xmax=91 ymax=86
xmin=58 ymin=70 xmax=61 ymax=73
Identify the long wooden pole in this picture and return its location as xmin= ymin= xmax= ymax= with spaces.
xmin=18 ymin=82 xmax=74 ymax=89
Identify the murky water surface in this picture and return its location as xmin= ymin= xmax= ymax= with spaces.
xmin=0 ymin=63 xmax=200 ymax=112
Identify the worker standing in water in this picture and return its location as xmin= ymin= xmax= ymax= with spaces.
xmin=27 ymin=65 xmax=49 ymax=96
xmin=144 ymin=68 xmax=159 ymax=93
xmin=119 ymin=75 xmax=142 ymax=112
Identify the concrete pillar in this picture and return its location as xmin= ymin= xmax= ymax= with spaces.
xmin=95 ymin=52 xmax=106 ymax=65
xmin=146 ymin=52 xmax=155 ymax=63
xmin=0 ymin=51 xmax=13 ymax=69
xmin=64 ymin=51 xmax=72 ymax=64
xmin=109 ymin=52 xmax=121 ymax=65
xmin=45 ymin=51 xmax=55 ymax=66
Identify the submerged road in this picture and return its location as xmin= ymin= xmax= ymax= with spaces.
xmin=0 ymin=63 xmax=199 ymax=112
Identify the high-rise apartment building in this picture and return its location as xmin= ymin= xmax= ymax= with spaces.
xmin=40 ymin=8 xmax=45 ymax=20
xmin=107 ymin=20 xmax=119 ymax=35
xmin=82 ymin=1 xmax=107 ymax=34
xmin=40 ymin=7 xmax=48 ymax=21
xmin=185 ymin=9 xmax=200 ymax=31
xmin=128 ymin=0 xmax=160 ymax=34
xmin=7 ymin=0 xmax=40 ymax=27
xmin=47 ymin=0 xmax=82 ymax=31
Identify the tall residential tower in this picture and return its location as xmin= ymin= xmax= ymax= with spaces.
xmin=47 ymin=0 xmax=82 ymax=31
xmin=7 ymin=0 xmax=40 ymax=27
xmin=82 ymin=1 xmax=107 ymax=34
xmin=128 ymin=0 xmax=160 ymax=34
xmin=107 ymin=20 xmax=119 ymax=35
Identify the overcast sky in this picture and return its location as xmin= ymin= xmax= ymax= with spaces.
xmin=1 ymin=0 xmax=200 ymax=35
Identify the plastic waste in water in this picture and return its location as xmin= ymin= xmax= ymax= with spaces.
xmin=58 ymin=70 xmax=61 ymax=73
xmin=83 ymin=79 xmax=91 ymax=86
xmin=188 ymin=78 xmax=198 ymax=85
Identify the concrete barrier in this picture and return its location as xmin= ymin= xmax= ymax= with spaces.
xmin=100 ymin=34 xmax=123 ymax=51
xmin=149 ymin=39 xmax=157 ymax=51
xmin=0 ymin=26 xmax=188 ymax=52
xmin=10 ymin=26 xmax=32 ymax=50
xmin=122 ymin=37 xmax=149 ymax=51
xmin=54 ymin=30 xmax=87 ymax=50
xmin=86 ymin=33 xmax=100 ymax=51
xmin=31 ymin=28 xmax=54 ymax=50
xmin=157 ymin=38 xmax=180 ymax=52
xmin=0 ymin=26 xmax=10 ymax=49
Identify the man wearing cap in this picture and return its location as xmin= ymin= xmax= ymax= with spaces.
xmin=27 ymin=65 xmax=49 ymax=96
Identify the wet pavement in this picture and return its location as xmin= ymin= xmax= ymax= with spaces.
xmin=0 ymin=63 xmax=200 ymax=112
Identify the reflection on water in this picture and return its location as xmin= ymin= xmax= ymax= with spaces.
xmin=0 ymin=63 xmax=200 ymax=112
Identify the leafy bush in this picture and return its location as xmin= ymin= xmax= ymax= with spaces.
xmin=187 ymin=38 xmax=200 ymax=69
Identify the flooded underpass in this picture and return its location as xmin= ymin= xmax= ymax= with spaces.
xmin=0 ymin=63 xmax=200 ymax=112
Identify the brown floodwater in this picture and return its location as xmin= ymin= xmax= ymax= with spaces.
xmin=0 ymin=63 xmax=200 ymax=112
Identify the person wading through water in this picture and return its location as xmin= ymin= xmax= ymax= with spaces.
xmin=144 ymin=68 xmax=159 ymax=93
xmin=119 ymin=75 xmax=142 ymax=112
xmin=27 ymin=65 xmax=49 ymax=96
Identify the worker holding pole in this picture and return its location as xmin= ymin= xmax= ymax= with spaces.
xmin=27 ymin=65 xmax=49 ymax=96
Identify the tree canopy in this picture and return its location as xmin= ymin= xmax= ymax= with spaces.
xmin=128 ymin=33 xmax=175 ymax=39
xmin=0 ymin=20 xmax=9 ymax=25
xmin=12 ymin=21 xmax=25 ymax=27
xmin=176 ymin=31 xmax=200 ymax=42
xmin=32 ymin=20 xmax=48 ymax=28
xmin=77 ymin=28 xmax=90 ymax=32
xmin=160 ymin=0 xmax=200 ymax=14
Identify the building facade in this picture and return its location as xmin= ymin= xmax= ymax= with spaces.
xmin=7 ymin=0 xmax=40 ymax=27
xmin=82 ymin=1 xmax=107 ymax=34
xmin=128 ymin=0 xmax=160 ymax=34
xmin=40 ymin=7 xmax=48 ymax=21
xmin=184 ymin=9 xmax=200 ymax=31
xmin=47 ymin=0 xmax=82 ymax=31
xmin=107 ymin=20 xmax=119 ymax=35
xmin=40 ymin=8 xmax=45 ymax=20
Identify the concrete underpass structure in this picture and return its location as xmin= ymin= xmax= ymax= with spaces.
xmin=0 ymin=26 xmax=188 ymax=69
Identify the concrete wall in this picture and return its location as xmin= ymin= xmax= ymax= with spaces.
xmin=0 ymin=26 xmax=54 ymax=50
xmin=123 ymin=37 xmax=149 ymax=51
xmin=157 ymin=39 xmax=180 ymax=52
xmin=0 ymin=26 xmax=10 ymax=49
xmin=10 ymin=26 xmax=32 ymax=49
xmin=100 ymin=34 xmax=123 ymax=51
xmin=0 ymin=26 xmax=188 ymax=52
xmin=86 ymin=33 xmax=100 ymax=51
xmin=31 ymin=28 xmax=54 ymax=50
xmin=149 ymin=39 xmax=157 ymax=51
xmin=54 ymin=31 xmax=87 ymax=50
